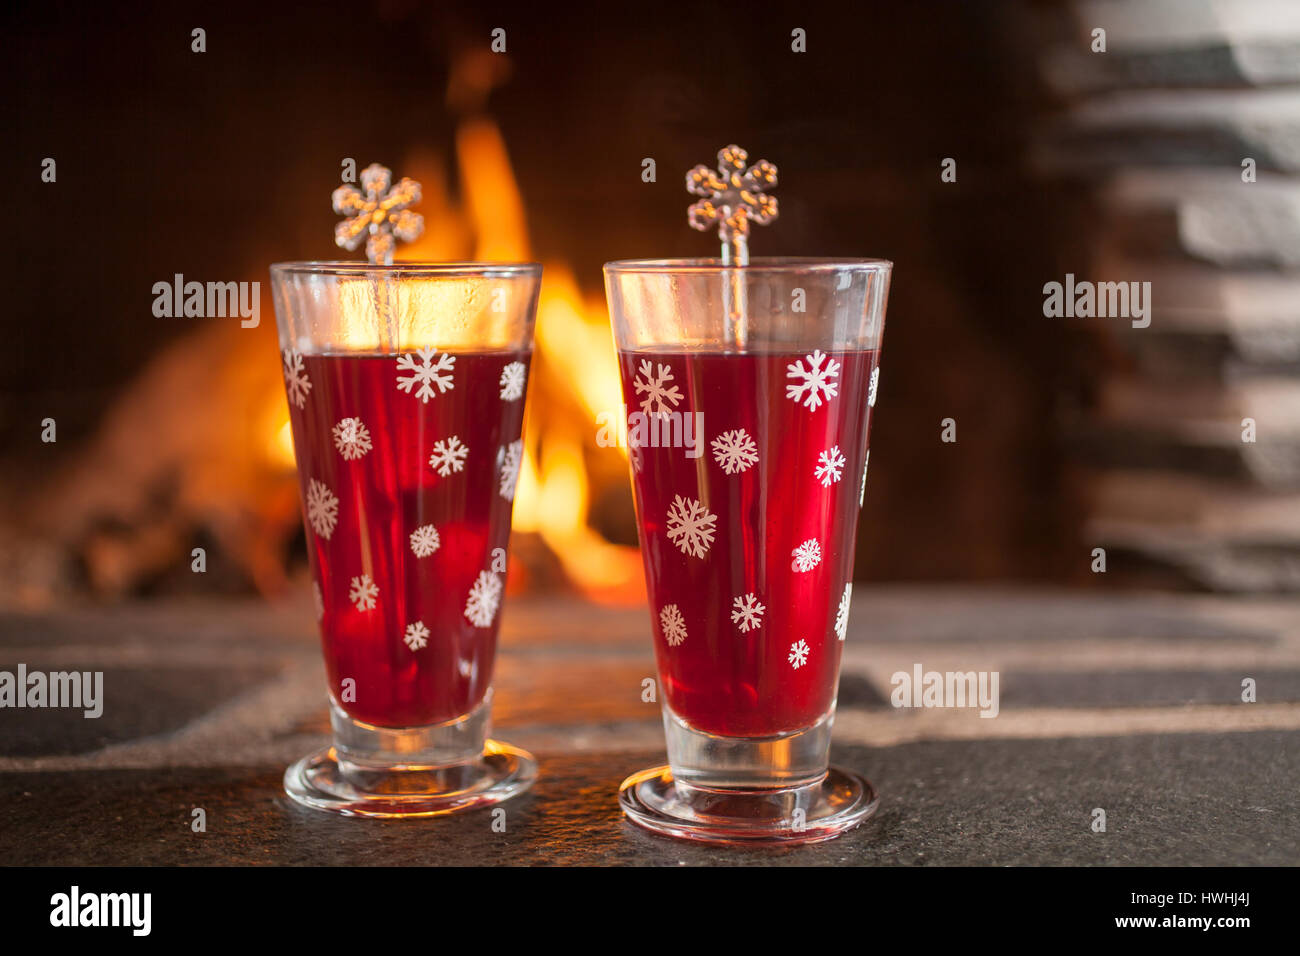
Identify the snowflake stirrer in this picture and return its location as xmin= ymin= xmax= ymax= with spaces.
xmin=685 ymin=144 xmax=779 ymax=347
xmin=330 ymin=162 xmax=424 ymax=350
xmin=332 ymin=163 xmax=425 ymax=265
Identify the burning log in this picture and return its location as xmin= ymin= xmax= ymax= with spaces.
xmin=16 ymin=319 xmax=301 ymax=603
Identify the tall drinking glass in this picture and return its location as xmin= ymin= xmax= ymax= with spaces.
xmin=270 ymin=262 xmax=541 ymax=817
xmin=604 ymin=258 xmax=891 ymax=843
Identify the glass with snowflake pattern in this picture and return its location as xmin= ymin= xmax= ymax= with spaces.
xmin=605 ymin=258 xmax=891 ymax=844
xmin=271 ymin=262 xmax=541 ymax=817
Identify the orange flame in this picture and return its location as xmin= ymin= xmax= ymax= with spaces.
xmin=450 ymin=118 xmax=642 ymax=600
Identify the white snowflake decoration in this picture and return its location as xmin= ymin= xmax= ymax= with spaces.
xmin=815 ymin=445 xmax=846 ymax=487
xmin=305 ymin=478 xmax=338 ymax=540
xmin=666 ymin=494 xmax=717 ymax=559
xmin=403 ymin=620 xmax=430 ymax=651
xmin=348 ymin=574 xmax=379 ymax=611
xmin=711 ymin=428 xmax=759 ymax=475
xmin=499 ymin=440 xmax=523 ymax=500
xmin=868 ymin=365 xmax=880 ymax=408
xmin=395 ymin=347 xmax=456 ymax=403
xmin=792 ymin=538 xmax=822 ymax=573
xmin=429 ymin=436 xmax=469 ymax=476
xmin=731 ymin=593 xmax=766 ymax=633
xmin=332 ymin=417 xmax=373 ymax=460
xmin=788 ymin=639 xmax=810 ymax=669
xmin=464 ymin=571 xmax=503 ymax=628
xmin=659 ymin=603 xmax=687 ymax=647
xmin=835 ymin=582 xmax=853 ymax=641
xmin=409 ymin=524 xmax=441 ymax=558
xmin=786 ymin=349 xmax=840 ymax=411
xmin=859 ymin=449 xmax=870 ymax=507
xmin=499 ymin=361 xmax=527 ymax=401
xmin=282 ymin=349 xmax=311 ymax=409
xmin=634 ymin=359 xmax=683 ymax=418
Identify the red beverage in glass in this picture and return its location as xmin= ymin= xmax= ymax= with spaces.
xmin=617 ymin=347 xmax=878 ymax=737
xmin=285 ymin=348 xmax=530 ymax=728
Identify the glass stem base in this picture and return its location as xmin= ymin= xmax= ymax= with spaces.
xmin=618 ymin=708 xmax=879 ymax=844
xmin=284 ymin=699 xmax=536 ymax=818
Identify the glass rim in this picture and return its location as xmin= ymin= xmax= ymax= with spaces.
xmin=270 ymin=260 xmax=542 ymax=278
xmin=603 ymin=256 xmax=893 ymax=275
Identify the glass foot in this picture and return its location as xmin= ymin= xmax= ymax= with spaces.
xmin=619 ymin=764 xmax=878 ymax=845
xmin=284 ymin=739 xmax=537 ymax=818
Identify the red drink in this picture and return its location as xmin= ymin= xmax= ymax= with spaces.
xmin=284 ymin=347 xmax=530 ymax=728
xmin=618 ymin=348 xmax=878 ymax=737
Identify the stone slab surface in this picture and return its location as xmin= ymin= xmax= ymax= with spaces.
xmin=2 ymin=588 xmax=1298 ymax=865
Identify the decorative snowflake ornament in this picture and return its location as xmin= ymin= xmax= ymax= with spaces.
xmin=429 ymin=436 xmax=469 ymax=476
xmin=332 ymin=417 xmax=373 ymax=460
xmin=660 ymin=604 xmax=687 ymax=647
xmin=409 ymin=524 xmax=441 ymax=558
xmin=731 ymin=593 xmax=766 ymax=633
xmin=500 ymin=361 xmax=527 ymax=401
xmin=282 ymin=349 xmax=311 ymax=409
xmin=712 ymin=428 xmax=759 ymax=475
xmin=666 ymin=494 xmax=718 ymax=559
xmin=792 ymin=538 xmax=822 ymax=573
xmin=403 ymin=620 xmax=430 ymax=651
xmin=787 ymin=349 xmax=841 ymax=411
xmin=332 ymin=163 xmax=424 ymax=265
xmin=686 ymin=145 xmax=779 ymax=264
xmin=788 ymin=639 xmax=810 ymax=670
xmin=396 ymin=347 xmax=456 ymax=403
xmin=464 ymin=570 xmax=504 ymax=627
xmin=348 ymin=574 xmax=379 ymax=611
xmin=633 ymin=359 xmax=683 ymax=419
xmin=305 ymin=478 xmax=339 ymax=540
xmin=835 ymin=582 xmax=853 ymax=641
xmin=815 ymin=445 xmax=846 ymax=487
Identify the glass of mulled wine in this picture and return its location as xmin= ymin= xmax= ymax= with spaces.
xmin=270 ymin=261 xmax=541 ymax=817
xmin=604 ymin=257 xmax=891 ymax=844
